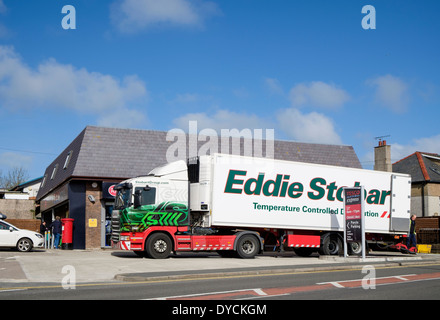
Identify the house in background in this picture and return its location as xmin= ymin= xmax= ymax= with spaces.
xmin=10 ymin=176 xmax=43 ymax=200
xmin=393 ymin=152 xmax=440 ymax=217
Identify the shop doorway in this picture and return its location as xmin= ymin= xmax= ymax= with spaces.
xmin=101 ymin=202 xmax=113 ymax=248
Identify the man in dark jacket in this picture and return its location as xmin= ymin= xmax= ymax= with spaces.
xmin=51 ymin=216 xmax=62 ymax=249
xmin=40 ymin=221 xmax=49 ymax=234
xmin=407 ymin=215 xmax=417 ymax=249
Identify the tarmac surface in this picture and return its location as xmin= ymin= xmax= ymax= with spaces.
xmin=1 ymin=248 xmax=439 ymax=284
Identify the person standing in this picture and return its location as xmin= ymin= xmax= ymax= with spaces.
xmin=407 ymin=214 xmax=417 ymax=249
xmin=51 ymin=216 xmax=62 ymax=249
xmin=40 ymin=221 xmax=49 ymax=234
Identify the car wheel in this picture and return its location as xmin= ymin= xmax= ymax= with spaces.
xmin=17 ymin=238 xmax=33 ymax=252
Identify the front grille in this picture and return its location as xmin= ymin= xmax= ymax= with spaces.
xmin=111 ymin=210 xmax=121 ymax=243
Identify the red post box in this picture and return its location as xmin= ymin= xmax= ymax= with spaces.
xmin=61 ymin=218 xmax=74 ymax=250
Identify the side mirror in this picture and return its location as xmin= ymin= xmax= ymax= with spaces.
xmin=133 ymin=189 xmax=142 ymax=208
xmin=9 ymin=227 xmax=14 ymax=232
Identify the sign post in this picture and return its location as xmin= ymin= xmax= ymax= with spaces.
xmin=343 ymin=186 xmax=366 ymax=259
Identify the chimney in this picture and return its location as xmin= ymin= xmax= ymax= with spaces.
xmin=374 ymin=140 xmax=392 ymax=172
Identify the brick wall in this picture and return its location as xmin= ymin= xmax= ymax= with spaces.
xmin=417 ymin=217 xmax=440 ymax=245
xmin=416 ymin=217 xmax=440 ymax=232
xmin=85 ymin=182 xmax=102 ymax=249
xmin=7 ymin=219 xmax=40 ymax=232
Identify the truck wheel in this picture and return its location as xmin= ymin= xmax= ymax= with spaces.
xmin=236 ymin=235 xmax=259 ymax=259
xmin=348 ymin=241 xmax=362 ymax=255
xmin=319 ymin=233 xmax=342 ymax=256
xmin=348 ymin=241 xmax=368 ymax=255
xmin=16 ymin=238 xmax=33 ymax=252
xmin=145 ymin=233 xmax=172 ymax=259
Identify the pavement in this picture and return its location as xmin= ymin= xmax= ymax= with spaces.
xmin=1 ymin=248 xmax=439 ymax=285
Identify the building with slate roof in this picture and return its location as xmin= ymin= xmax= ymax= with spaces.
xmin=393 ymin=152 xmax=440 ymax=217
xmin=36 ymin=126 xmax=361 ymax=249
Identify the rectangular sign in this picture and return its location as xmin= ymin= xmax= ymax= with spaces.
xmin=344 ymin=187 xmax=363 ymax=243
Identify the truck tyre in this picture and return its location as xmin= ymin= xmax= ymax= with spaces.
xmin=236 ymin=235 xmax=259 ymax=259
xmin=348 ymin=241 xmax=362 ymax=255
xmin=145 ymin=233 xmax=172 ymax=259
xmin=16 ymin=238 xmax=33 ymax=252
xmin=319 ymin=233 xmax=342 ymax=256
xmin=348 ymin=241 xmax=368 ymax=255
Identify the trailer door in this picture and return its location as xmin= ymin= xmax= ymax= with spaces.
xmin=390 ymin=174 xmax=411 ymax=232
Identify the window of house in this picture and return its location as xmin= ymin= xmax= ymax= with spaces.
xmin=41 ymin=175 xmax=47 ymax=188
xmin=63 ymin=151 xmax=73 ymax=169
xmin=50 ymin=164 xmax=59 ymax=180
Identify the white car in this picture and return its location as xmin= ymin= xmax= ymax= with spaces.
xmin=0 ymin=219 xmax=44 ymax=252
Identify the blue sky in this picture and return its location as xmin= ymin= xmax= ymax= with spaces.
xmin=0 ymin=0 xmax=439 ymax=180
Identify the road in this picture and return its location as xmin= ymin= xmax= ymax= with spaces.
xmin=2 ymin=261 xmax=439 ymax=302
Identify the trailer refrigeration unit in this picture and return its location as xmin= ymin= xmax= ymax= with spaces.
xmin=111 ymin=154 xmax=411 ymax=259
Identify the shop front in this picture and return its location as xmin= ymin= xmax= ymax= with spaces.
xmin=40 ymin=181 xmax=86 ymax=249
xmin=39 ymin=180 xmax=120 ymax=249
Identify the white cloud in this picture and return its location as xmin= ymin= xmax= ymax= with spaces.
xmin=111 ymin=0 xmax=220 ymax=33
xmin=366 ymin=74 xmax=409 ymax=113
xmin=277 ymin=108 xmax=342 ymax=145
xmin=289 ymin=81 xmax=350 ymax=109
xmin=0 ymin=46 xmax=148 ymax=128
xmin=173 ymin=107 xmax=343 ymax=146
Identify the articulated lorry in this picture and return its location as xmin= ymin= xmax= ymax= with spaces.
xmin=111 ymin=154 xmax=411 ymax=259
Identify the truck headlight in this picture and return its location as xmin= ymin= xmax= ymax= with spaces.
xmin=120 ymin=235 xmax=130 ymax=241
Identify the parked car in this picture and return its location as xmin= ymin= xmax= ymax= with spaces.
xmin=0 ymin=219 xmax=44 ymax=252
